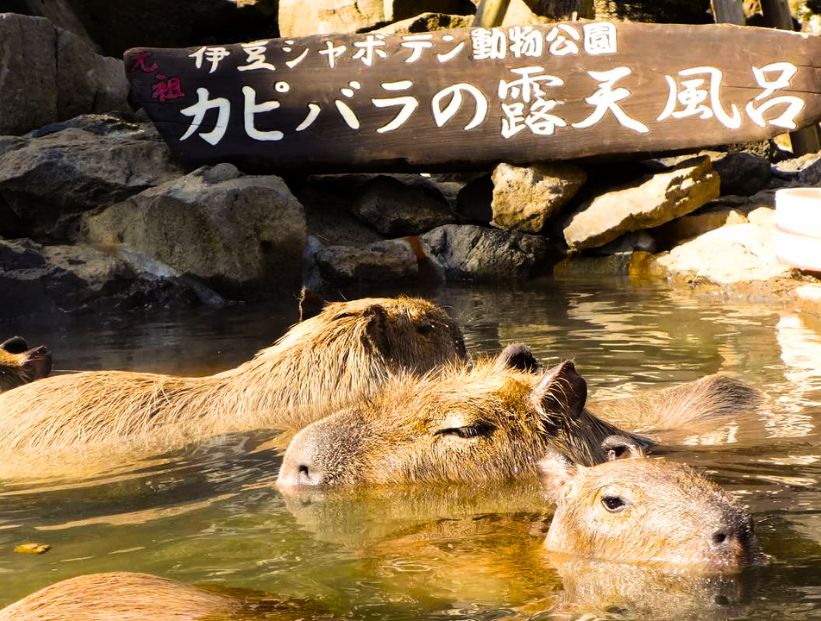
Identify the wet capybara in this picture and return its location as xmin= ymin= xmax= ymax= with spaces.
xmin=539 ymin=448 xmax=765 ymax=570
xmin=0 ymin=572 xmax=238 ymax=621
xmin=277 ymin=344 xmax=651 ymax=488
xmin=0 ymin=337 xmax=52 ymax=393
xmin=0 ymin=297 xmax=465 ymax=453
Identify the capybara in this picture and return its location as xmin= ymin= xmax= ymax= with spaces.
xmin=277 ymin=344 xmax=652 ymax=488
xmin=539 ymin=447 xmax=765 ymax=570
xmin=0 ymin=572 xmax=237 ymax=621
xmin=0 ymin=297 xmax=466 ymax=453
xmin=0 ymin=337 xmax=52 ymax=393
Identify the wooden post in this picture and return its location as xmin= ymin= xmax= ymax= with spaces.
xmin=472 ymin=0 xmax=513 ymax=27
xmin=710 ymin=0 xmax=746 ymax=24
xmin=761 ymin=0 xmax=821 ymax=154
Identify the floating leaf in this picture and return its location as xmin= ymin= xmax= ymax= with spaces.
xmin=14 ymin=543 xmax=51 ymax=555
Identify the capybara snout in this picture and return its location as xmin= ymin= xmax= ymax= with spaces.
xmin=0 ymin=336 xmax=52 ymax=393
xmin=540 ymin=452 xmax=764 ymax=570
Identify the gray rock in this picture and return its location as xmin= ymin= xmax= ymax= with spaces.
xmin=279 ymin=0 xmax=475 ymax=36
xmin=563 ymin=156 xmax=720 ymax=251
xmin=373 ymin=12 xmax=474 ymax=33
xmin=798 ymin=157 xmax=821 ymax=186
xmin=0 ymin=122 xmax=182 ymax=240
xmin=0 ymin=239 xmax=200 ymax=319
xmin=351 ymin=176 xmax=455 ymax=237
xmin=490 ymin=162 xmax=586 ymax=233
xmin=316 ymin=239 xmax=419 ymax=284
xmin=421 ymin=224 xmax=548 ymax=281
xmin=84 ymin=166 xmax=306 ymax=299
xmin=0 ymin=14 xmax=129 ymax=136
xmin=772 ymin=151 xmax=821 ymax=178
xmin=712 ymin=152 xmax=771 ymax=196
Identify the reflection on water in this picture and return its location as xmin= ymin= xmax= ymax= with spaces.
xmin=0 ymin=277 xmax=820 ymax=619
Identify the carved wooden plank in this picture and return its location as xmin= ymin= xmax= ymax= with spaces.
xmin=124 ymin=22 xmax=821 ymax=173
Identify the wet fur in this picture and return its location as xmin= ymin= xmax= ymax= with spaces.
xmin=0 ymin=297 xmax=464 ymax=452
xmin=0 ymin=337 xmax=52 ymax=393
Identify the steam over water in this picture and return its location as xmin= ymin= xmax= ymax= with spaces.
xmin=1 ymin=277 xmax=820 ymax=619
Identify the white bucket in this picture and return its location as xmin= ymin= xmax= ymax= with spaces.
xmin=775 ymin=188 xmax=821 ymax=272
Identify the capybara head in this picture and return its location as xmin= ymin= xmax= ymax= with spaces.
xmin=277 ymin=345 xmax=650 ymax=489
xmin=540 ymin=451 xmax=764 ymax=571
xmin=0 ymin=337 xmax=52 ymax=393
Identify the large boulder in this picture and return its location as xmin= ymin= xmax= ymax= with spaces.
xmin=351 ymin=176 xmax=455 ymax=237
xmin=711 ymin=151 xmax=772 ymax=196
xmin=279 ymin=0 xmax=475 ymax=37
xmin=490 ymin=162 xmax=586 ymax=233
xmin=563 ymin=156 xmax=720 ymax=251
xmin=0 ymin=239 xmax=201 ymax=319
xmin=421 ymin=224 xmax=548 ymax=281
xmin=0 ymin=120 xmax=182 ymax=240
xmin=0 ymin=14 xmax=128 ymax=136
xmin=84 ymin=164 xmax=306 ymax=299
xmin=654 ymin=212 xmax=795 ymax=285
xmin=315 ymin=239 xmax=419 ymax=284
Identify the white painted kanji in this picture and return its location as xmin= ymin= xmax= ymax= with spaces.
xmin=508 ymin=26 xmax=543 ymax=58
xmin=431 ymin=83 xmax=488 ymax=130
xmin=352 ymin=34 xmax=388 ymax=67
xmin=471 ymin=28 xmax=506 ymax=60
xmin=573 ymin=67 xmax=648 ymax=134
xmin=319 ymin=41 xmax=346 ymax=69
xmin=189 ymin=46 xmax=231 ymax=73
xmin=237 ymin=41 xmax=275 ymax=72
xmin=401 ymin=34 xmax=434 ymax=63
xmin=242 ymin=86 xmax=283 ymax=141
xmin=747 ymin=62 xmax=805 ymax=129
xmin=179 ymin=88 xmax=230 ymax=145
xmin=372 ymin=81 xmax=419 ymax=133
xmin=546 ymin=25 xmax=580 ymax=56
xmin=498 ymin=67 xmax=565 ymax=139
xmin=657 ymin=67 xmax=741 ymax=129
xmin=583 ymin=23 xmax=617 ymax=55
xmin=498 ymin=66 xmax=562 ymax=103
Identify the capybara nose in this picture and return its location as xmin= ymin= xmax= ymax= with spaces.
xmin=708 ymin=524 xmax=750 ymax=566
xmin=24 ymin=346 xmax=53 ymax=379
xmin=277 ymin=427 xmax=326 ymax=489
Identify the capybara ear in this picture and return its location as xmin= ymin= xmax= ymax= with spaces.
xmin=538 ymin=448 xmax=578 ymax=501
xmin=361 ymin=304 xmax=391 ymax=355
xmin=1 ymin=336 xmax=29 ymax=354
xmin=601 ymin=435 xmax=645 ymax=461
xmin=494 ymin=343 xmax=540 ymax=373
xmin=298 ymin=287 xmax=327 ymax=322
xmin=531 ymin=360 xmax=588 ymax=421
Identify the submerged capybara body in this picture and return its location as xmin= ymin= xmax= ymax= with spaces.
xmin=0 ymin=337 xmax=52 ymax=393
xmin=540 ymin=451 xmax=764 ymax=570
xmin=0 ymin=297 xmax=465 ymax=453
xmin=0 ymin=572 xmax=237 ymax=621
xmin=277 ymin=345 xmax=651 ymax=488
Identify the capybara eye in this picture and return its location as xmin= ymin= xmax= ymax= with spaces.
xmin=416 ymin=323 xmax=435 ymax=336
xmin=435 ymin=422 xmax=495 ymax=439
xmin=601 ymin=495 xmax=626 ymax=512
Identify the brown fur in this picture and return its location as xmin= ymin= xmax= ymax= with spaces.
xmin=277 ymin=352 xmax=650 ymax=488
xmin=0 ymin=297 xmax=465 ymax=453
xmin=0 ymin=337 xmax=52 ymax=393
xmin=0 ymin=572 xmax=238 ymax=621
xmin=541 ymin=454 xmax=764 ymax=570
xmin=589 ymin=374 xmax=764 ymax=434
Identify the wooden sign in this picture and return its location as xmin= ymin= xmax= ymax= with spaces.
xmin=124 ymin=23 xmax=821 ymax=172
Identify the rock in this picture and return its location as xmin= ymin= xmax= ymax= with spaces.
xmin=84 ymin=166 xmax=306 ymax=299
xmin=315 ymin=239 xmax=419 ymax=284
xmin=798 ymin=157 xmax=821 ymax=186
xmin=0 ymin=239 xmax=200 ymax=319
xmin=0 ymin=122 xmax=182 ymax=240
xmin=554 ymin=250 xmax=658 ymax=278
xmin=654 ymin=221 xmax=794 ymax=285
xmin=490 ymin=162 xmax=586 ymax=233
xmin=593 ymin=0 xmax=713 ymax=23
xmin=10 ymin=0 xmax=96 ymax=47
xmin=563 ymin=156 xmax=720 ymax=251
xmin=351 ymin=176 xmax=454 ymax=237
xmin=772 ymin=151 xmax=821 ymax=179
xmin=456 ymin=175 xmax=493 ymax=224
xmin=651 ymin=205 xmax=748 ymax=249
xmin=0 ymin=14 xmax=129 ymax=136
xmin=594 ymin=231 xmax=657 ymax=255
xmin=712 ymin=152 xmax=772 ymax=195
xmin=421 ymin=224 xmax=548 ymax=281
xmin=795 ymin=284 xmax=821 ymax=317
xmin=374 ymin=12 xmax=473 ymax=33
xmin=279 ymin=0 xmax=475 ymax=37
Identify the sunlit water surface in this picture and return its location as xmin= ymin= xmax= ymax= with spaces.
xmin=1 ymin=277 xmax=820 ymax=620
